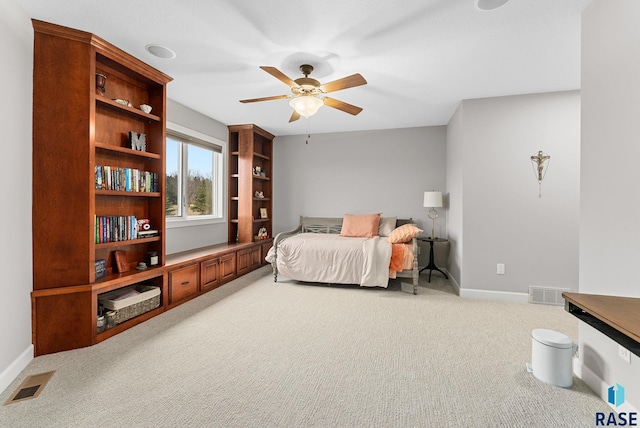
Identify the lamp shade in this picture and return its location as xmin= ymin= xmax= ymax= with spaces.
xmin=289 ymin=95 xmax=323 ymax=118
xmin=423 ymin=191 xmax=443 ymax=208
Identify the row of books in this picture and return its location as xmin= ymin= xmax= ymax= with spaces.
xmin=95 ymin=215 xmax=138 ymax=244
xmin=95 ymin=166 xmax=159 ymax=193
xmin=94 ymin=215 xmax=158 ymax=244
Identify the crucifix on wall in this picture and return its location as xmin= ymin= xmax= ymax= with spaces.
xmin=530 ymin=150 xmax=550 ymax=198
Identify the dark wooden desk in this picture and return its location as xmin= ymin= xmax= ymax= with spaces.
xmin=562 ymin=292 xmax=640 ymax=357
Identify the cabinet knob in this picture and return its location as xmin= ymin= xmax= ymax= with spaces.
xmin=181 ymin=281 xmax=190 ymax=286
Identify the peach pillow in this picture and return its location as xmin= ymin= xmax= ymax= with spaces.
xmin=388 ymin=224 xmax=423 ymax=244
xmin=340 ymin=213 xmax=381 ymax=238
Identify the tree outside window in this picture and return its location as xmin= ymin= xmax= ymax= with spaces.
xmin=166 ymin=131 xmax=222 ymax=221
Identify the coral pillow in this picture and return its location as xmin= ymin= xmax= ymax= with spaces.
xmin=388 ymin=224 xmax=423 ymax=244
xmin=340 ymin=213 xmax=381 ymax=238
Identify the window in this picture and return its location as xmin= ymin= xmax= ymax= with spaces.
xmin=166 ymin=124 xmax=223 ymax=225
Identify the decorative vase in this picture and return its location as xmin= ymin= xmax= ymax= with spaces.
xmin=96 ymin=73 xmax=107 ymax=96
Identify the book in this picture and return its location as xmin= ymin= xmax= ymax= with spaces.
xmin=113 ymin=250 xmax=129 ymax=273
xmin=137 ymin=229 xmax=159 ymax=238
xmin=95 ymin=259 xmax=106 ymax=279
xmin=95 ymin=166 xmax=102 ymax=189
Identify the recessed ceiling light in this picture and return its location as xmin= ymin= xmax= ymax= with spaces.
xmin=475 ymin=0 xmax=510 ymax=11
xmin=145 ymin=44 xmax=176 ymax=59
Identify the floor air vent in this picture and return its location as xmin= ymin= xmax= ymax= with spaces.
xmin=4 ymin=371 xmax=55 ymax=405
xmin=528 ymin=286 xmax=569 ymax=306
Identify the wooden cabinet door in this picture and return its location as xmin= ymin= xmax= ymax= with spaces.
xmin=237 ymin=248 xmax=250 ymax=276
xmin=250 ymin=245 xmax=262 ymax=271
xmin=220 ymin=253 xmax=236 ymax=283
xmin=261 ymin=240 xmax=273 ymax=266
xmin=200 ymin=257 xmax=220 ymax=291
xmin=169 ymin=264 xmax=198 ymax=304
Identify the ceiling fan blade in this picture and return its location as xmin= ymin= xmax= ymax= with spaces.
xmin=239 ymin=95 xmax=290 ymax=103
xmin=260 ymin=66 xmax=297 ymax=87
xmin=319 ymin=74 xmax=367 ymax=93
xmin=323 ymin=97 xmax=363 ymax=116
xmin=289 ymin=110 xmax=301 ymax=122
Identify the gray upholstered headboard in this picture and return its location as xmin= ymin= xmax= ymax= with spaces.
xmin=300 ymin=216 xmax=343 ymax=234
xmin=298 ymin=216 xmax=413 ymax=234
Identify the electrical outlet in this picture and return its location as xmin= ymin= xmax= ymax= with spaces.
xmin=618 ymin=345 xmax=631 ymax=363
xmin=497 ymin=263 xmax=505 ymax=275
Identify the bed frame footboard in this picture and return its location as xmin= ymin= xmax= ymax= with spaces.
xmin=395 ymin=237 xmax=420 ymax=294
xmin=411 ymin=237 xmax=420 ymax=295
xmin=271 ymin=226 xmax=302 ymax=282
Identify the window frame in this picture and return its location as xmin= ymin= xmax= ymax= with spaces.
xmin=165 ymin=121 xmax=226 ymax=229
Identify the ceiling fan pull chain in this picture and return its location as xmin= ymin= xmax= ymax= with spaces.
xmin=306 ymin=118 xmax=311 ymax=144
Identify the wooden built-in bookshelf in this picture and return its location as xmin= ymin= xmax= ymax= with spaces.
xmin=30 ymin=20 xmax=172 ymax=356
xmin=228 ymin=124 xmax=274 ymax=244
xmin=30 ymin=22 xmax=274 ymax=357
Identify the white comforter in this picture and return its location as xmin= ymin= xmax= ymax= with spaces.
xmin=265 ymin=233 xmax=392 ymax=287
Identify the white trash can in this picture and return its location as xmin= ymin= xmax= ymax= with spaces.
xmin=529 ymin=328 xmax=576 ymax=388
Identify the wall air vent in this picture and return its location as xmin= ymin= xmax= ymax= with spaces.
xmin=529 ymin=286 xmax=570 ymax=306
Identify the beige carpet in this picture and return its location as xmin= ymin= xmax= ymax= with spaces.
xmin=0 ymin=267 xmax=610 ymax=427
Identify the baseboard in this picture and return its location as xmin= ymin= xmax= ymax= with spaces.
xmin=459 ymin=288 xmax=529 ymax=303
xmin=574 ymin=358 xmax=638 ymax=414
xmin=446 ymin=270 xmax=461 ymax=295
xmin=0 ymin=345 xmax=33 ymax=395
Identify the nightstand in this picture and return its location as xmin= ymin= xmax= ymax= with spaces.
xmin=418 ymin=237 xmax=449 ymax=282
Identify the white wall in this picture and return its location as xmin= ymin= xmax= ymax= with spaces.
xmin=273 ymin=127 xmax=447 ymax=237
xmin=0 ymin=0 xmax=35 ymax=394
xmin=447 ymin=91 xmax=581 ymax=299
xmin=446 ymin=104 xmax=464 ymax=290
xmin=579 ymin=0 xmax=640 ymax=411
xmin=165 ymin=99 xmax=229 ymax=254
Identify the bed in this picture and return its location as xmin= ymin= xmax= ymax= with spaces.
xmin=265 ymin=215 xmax=421 ymax=294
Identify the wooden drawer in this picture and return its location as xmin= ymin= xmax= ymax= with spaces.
xmin=200 ymin=257 xmax=219 ymax=291
xmin=220 ymin=253 xmax=236 ymax=283
xmin=237 ymin=248 xmax=250 ymax=276
xmin=168 ymin=264 xmax=198 ymax=304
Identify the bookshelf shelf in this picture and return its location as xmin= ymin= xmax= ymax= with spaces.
xmin=253 ymin=152 xmax=270 ymax=160
xmin=95 ymin=96 xmax=161 ymax=122
xmin=95 ymin=142 xmax=162 ymax=159
xmin=96 ymin=190 xmax=161 ymax=197
xmin=95 ymin=305 xmax=164 ymax=343
xmin=95 ymin=236 xmax=161 ymax=249
xmin=252 ymin=175 xmax=271 ymax=181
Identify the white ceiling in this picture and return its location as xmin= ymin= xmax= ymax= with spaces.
xmin=17 ymin=0 xmax=592 ymax=136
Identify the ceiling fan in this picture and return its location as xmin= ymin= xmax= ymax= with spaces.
xmin=240 ymin=64 xmax=367 ymax=122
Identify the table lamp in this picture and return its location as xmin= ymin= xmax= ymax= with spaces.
xmin=423 ymin=191 xmax=443 ymax=239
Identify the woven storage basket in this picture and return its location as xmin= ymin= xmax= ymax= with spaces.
xmin=98 ymin=284 xmax=161 ymax=325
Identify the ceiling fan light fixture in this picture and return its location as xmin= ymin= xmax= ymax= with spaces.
xmin=289 ymin=96 xmax=323 ymax=118
xmin=240 ymin=65 xmax=366 ymax=122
